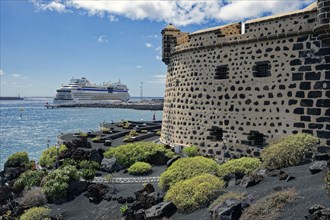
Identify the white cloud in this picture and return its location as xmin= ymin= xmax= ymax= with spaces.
xmin=108 ymin=15 xmax=119 ymax=22
xmin=30 ymin=0 xmax=315 ymax=26
xmin=97 ymin=35 xmax=108 ymax=43
xmin=155 ymin=55 xmax=161 ymax=60
xmin=0 ymin=69 xmax=4 ymax=76
xmin=136 ymin=65 xmax=142 ymax=69
xmin=145 ymin=43 xmax=152 ymax=48
xmin=12 ymin=74 xmax=22 ymax=78
xmin=30 ymin=0 xmax=68 ymax=13
xmin=146 ymin=34 xmax=158 ymax=39
xmin=147 ymin=74 xmax=166 ymax=85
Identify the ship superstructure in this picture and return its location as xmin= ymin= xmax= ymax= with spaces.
xmin=53 ymin=77 xmax=130 ymax=104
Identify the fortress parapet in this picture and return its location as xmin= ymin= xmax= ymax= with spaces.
xmin=314 ymin=0 xmax=330 ymax=42
xmin=161 ymin=1 xmax=330 ymax=160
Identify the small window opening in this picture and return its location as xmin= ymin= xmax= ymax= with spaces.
xmin=253 ymin=61 xmax=271 ymax=77
xmin=207 ymin=126 xmax=223 ymax=141
xmin=215 ymin=65 xmax=229 ymax=80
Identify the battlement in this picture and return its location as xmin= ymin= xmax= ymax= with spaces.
xmin=161 ymin=1 xmax=330 ymax=160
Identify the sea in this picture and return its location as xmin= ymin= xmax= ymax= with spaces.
xmin=0 ymin=98 xmax=163 ymax=170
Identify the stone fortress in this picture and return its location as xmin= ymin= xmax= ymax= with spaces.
xmin=160 ymin=0 xmax=330 ymax=160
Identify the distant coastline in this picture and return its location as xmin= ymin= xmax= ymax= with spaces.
xmin=0 ymin=96 xmax=24 ymax=101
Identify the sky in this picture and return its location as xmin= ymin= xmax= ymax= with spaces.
xmin=0 ymin=0 xmax=314 ymax=97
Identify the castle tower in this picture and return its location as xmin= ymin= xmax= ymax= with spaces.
xmin=314 ymin=0 xmax=330 ymax=42
xmin=161 ymin=24 xmax=180 ymax=65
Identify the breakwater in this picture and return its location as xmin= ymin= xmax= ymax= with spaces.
xmin=49 ymin=103 xmax=163 ymax=111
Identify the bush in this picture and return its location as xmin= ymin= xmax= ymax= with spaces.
xmin=18 ymin=187 xmax=47 ymax=209
xmin=79 ymin=160 xmax=99 ymax=181
xmin=20 ymin=206 xmax=51 ymax=220
xmin=103 ymin=142 xmax=175 ymax=167
xmin=79 ymin=132 xmax=88 ymax=137
xmin=129 ymin=130 xmax=138 ymax=137
xmin=208 ymin=192 xmax=245 ymax=211
xmin=141 ymin=130 xmax=148 ymax=133
xmin=182 ymin=146 xmax=199 ymax=157
xmin=62 ymin=158 xmax=78 ymax=167
xmin=6 ymin=152 xmax=29 ymax=167
xmin=159 ymin=156 xmax=222 ymax=190
xmin=92 ymin=136 xmax=101 ymax=142
xmin=261 ymin=133 xmax=319 ymax=169
xmin=164 ymin=174 xmax=225 ymax=212
xmin=39 ymin=145 xmax=67 ymax=168
xmin=42 ymin=165 xmax=79 ymax=201
xmin=14 ymin=170 xmax=46 ymax=190
xmin=101 ymin=127 xmax=110 ymax=133
xmin=156 ymin=131 xmax=161 ymax=136
xmin=240 ymin=189 xmax=297 ymax=220
xmin=128 ymin=162 xmax=152 ymax=175
xmin=218 ymin=157 xmax=261 ymax=177
xmin=81 ymin=168 xmax=96 ymax=181
xmin=79 ymin=160 xmax=99 ymax=170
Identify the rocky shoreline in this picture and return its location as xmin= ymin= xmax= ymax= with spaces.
xmin=0 ymin=121 xmax=329 ymax=220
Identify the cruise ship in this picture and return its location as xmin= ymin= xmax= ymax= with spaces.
xmin=53 ymin=77 xmax=130 ymax=105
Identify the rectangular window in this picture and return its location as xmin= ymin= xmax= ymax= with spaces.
xmin=247 ymin=131 xmax=265 ymax=146
xmin=207 ymin=126 xmax=223 ymax=141
xmin=253 ymin=61 xmax=271 ymax=77
xmin=215 ymin=65 xmax=229 ymax=80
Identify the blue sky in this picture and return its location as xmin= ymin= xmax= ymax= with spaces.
xmin=0 ymin=0 xmax=314 ymax=97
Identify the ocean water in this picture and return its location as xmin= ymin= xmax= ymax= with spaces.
xmin=0 ymin=99 xmax=163 ymax=170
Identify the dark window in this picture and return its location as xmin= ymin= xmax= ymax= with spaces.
xmin=207 ymin=126 xmax=223 ymax=141
xmin=253 ymin=61 xmax=271 ymax=77
xmin=247 ymin=131 xmax=265 ymax=146
xmin=254 ymin=132 xmax=264 ymax=146
xmin=215 ymin=65 xmax=229 ymax=79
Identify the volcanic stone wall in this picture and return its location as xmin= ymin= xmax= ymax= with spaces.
xmin=161 ymin=2 xmax=330 ymax=159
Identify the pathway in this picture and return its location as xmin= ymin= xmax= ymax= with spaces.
xmin=91 ymin=176 xmax=160 ymax=184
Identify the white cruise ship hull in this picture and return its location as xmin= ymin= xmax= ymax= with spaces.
xmin=53 ymin=78 xmax=130 ymax=104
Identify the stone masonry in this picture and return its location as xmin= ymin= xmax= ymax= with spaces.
xmin=160 ymin=0 xmax=330 ymax=160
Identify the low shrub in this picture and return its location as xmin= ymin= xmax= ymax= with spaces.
xmin=164 ymin=174 xmax=225 ymax=212
xmin=261 ymin=133 xmax=319 ymax=169
xmin=103 ymin=142 xmax=175 ymax=167
xmin=100 ymin=127 xmax=110 ymax=133
xmin=240 ymin=188 xmax=297 ymax=220
xmin=159 ymin=156 xmax=222 ymax=190
xmin=62 ymin=158 xmax=78 ymax=167
xmin=129 ymin=130 xmax=138 ymax=137
xmin=6 ymin=152 xmax=29 ymax=167
xmin=20 ymin=206 xmax=51 ymax=220
xmin=140 ymin=130 xmax=148 ymax=133
xmin=14 ymin=170 xmax=46 ymax=190
xmin=18 ymin=187 xmax=47 ymax=209
xmin=39 ymin=145 xmax=67 ymax=168
xmin=218 ymin=157 xmax=261 ymax=177
xmin=79 ymin=160 xmax=99 ymax=170
xmin=79 ymin=160 xmax=99 ymax=181
xmin=208 ymin=192 xmax=245 ymax=211
xmin=81 ymin=168 xmax=96 ymax=181
xmin=123 ymin=137 xmax=134 ymax=142
xmin=92 ymin=136 xmax=101 ymax=142
xmin=128 ymin=162 xmax=152 ymax=175
xmin=182 ymin=146 xmax=199 ymax=157
xmin=156 ymin=131 xmax=161 ymax=136
xmin=42 ymin=165 xmax=79 ymax=201
xmin=79 ymin=132 xmax=88 ymax=137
